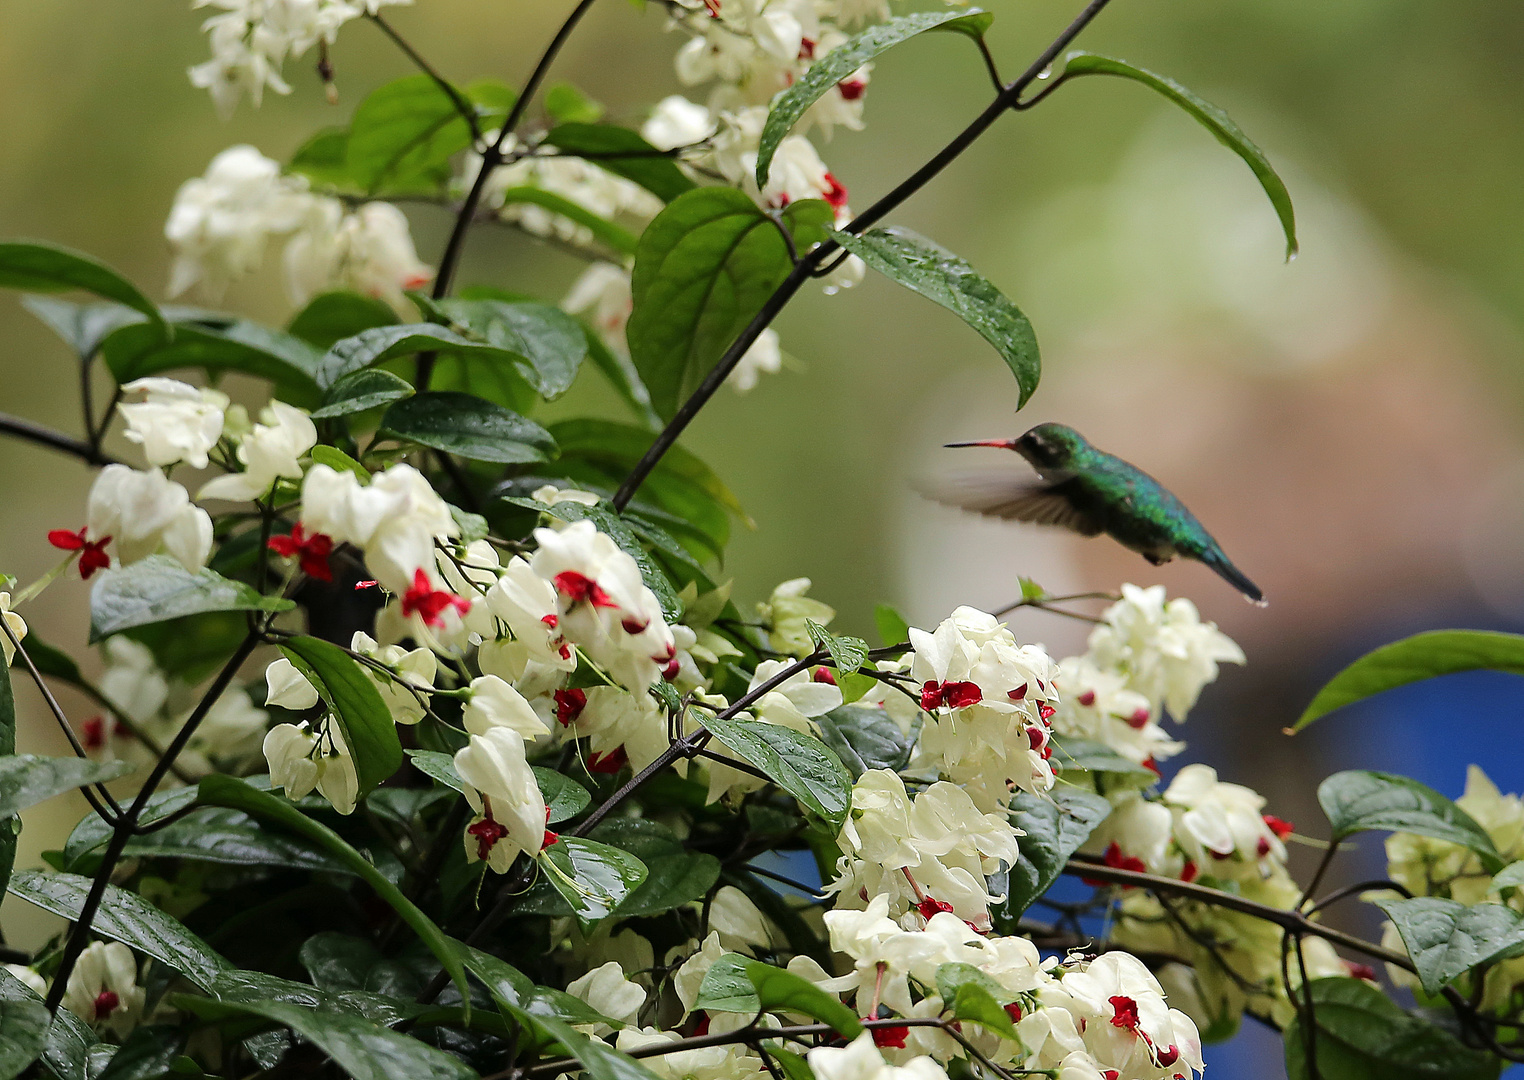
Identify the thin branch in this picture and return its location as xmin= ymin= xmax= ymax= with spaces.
xmin=991 ymin=591 xmax=1118 ymax=618
xmin=1297 ymin=838 xmax=1341 ymax=912
xmin=0 ymin=411 xmax=121 ymax=468
xmin=368 ymin=13 xmax=482 ymax=141
xmin=976 ymin=36 xmax=1003 ymax=93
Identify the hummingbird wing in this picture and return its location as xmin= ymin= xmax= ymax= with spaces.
xmin=917 ymin=473 xmax=1106 ymax=536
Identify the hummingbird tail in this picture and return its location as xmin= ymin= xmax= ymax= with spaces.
xmin=1203 ymin=551 xmax=1266 ymax=606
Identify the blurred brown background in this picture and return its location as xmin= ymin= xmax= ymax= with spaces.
xmin=4 ymin=2 xmax=1524 ymax=1072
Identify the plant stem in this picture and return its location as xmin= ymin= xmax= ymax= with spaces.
xmin=369 ymin=13 xmax=482 ymax=141
xmin=0 ymin=411 xmax=121 ymax=468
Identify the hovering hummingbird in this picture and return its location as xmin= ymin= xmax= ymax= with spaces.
xmin=927 ymin=422 xmax=1264 ymax=604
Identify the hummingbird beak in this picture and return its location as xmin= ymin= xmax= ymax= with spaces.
xmin=944 ymin=439 xmax=1018 ymax=450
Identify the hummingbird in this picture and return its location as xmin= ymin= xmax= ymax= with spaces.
xmin=926 ymin=422 xmax=1264 ymax=604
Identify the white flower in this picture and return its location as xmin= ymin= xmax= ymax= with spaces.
xmin=1052 ymin=952 xmax=1203 ymax=1078
xmin=710 ymin=885 xmax=773 ymax=954
xmin=463 ymin=676 xmax=551 ymax=740
xmin=300 ymin=463 xmax=458 ymax=592
xmin=566 ymin=686 xmax=668 ymax=774
xmin=1088 ymin=584 xmax=1244 ymax=720
xmin=563 ymin=263 xmax=633 ymax=356
xmin=642 ymin=96 xmax=716 ymax=151
xmin=746 ymin=658 xmax=841 ymax=733
xmin=1050 ymin=655 xmax=1181 ymax=768
xmin=118 ymin=378 xmax=228 ymax=470
xmin=463 ymin=142 xmax=662 ymax=248
xmin=100 ymin=638 xmax=170 ymax=724
xmin=484 ymin=556 xmax=577 ymax=671
xmin=62 ymin=942 xmax=144 ymax=1037
xmin=757 ymin=578 xmax=834 ymax=656
xmin=673 ymin=931 xmax=728 ymax=1016
xmin=0 ymin=594 xmax=26 ymax=667
xmin=284 ymin=199 xmax=433 ymax=312
xmin=727 ymin=329 xmax=782 ymax=393
xmin=189 ymin=689 xmax=269 ymax=763
xmin=567 ymin=961 xmax=646 ymax=1031
xmin=1162 ymin=764 xmax=1286 ymax=867
xmin=165 ymin=145 xmax=313 ymax=297
xmin=350 ymin=632 xmax=436 ymax=725
xmin=454 ymin=727 xmax=549 ymax=872
xmin=532 ymin=485 xmax=603 ymax=509
xmin=86 ymin=465 xmax=213 ymax=571
xmin=618 ymin=1025 xmax=770 ymax=1080
xmin=265 ymin=657 xmax=320 ymax=711
xmin=199 ymin=400 xmax=316 ymax=503
xmin=809 ymin=1033 xmax=950 ymax=1080
xmin=3 ymin=965 xmax=45 ymax=997
xmin=263 ymin=720 xmax=359 ymax=813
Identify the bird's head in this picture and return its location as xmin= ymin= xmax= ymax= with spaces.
xmin=945 ymin=423 xmax=1087 ymax=470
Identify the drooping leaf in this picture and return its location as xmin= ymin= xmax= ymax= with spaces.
xmin=534 ymin=767 xmax=591 ymax=825
xmin=814 ymin=705 xmax=915 ymax=778
xmin=89 ymin=556 xmax=291 ymax=644
xmin=704 ymin=714 xmax=852 ymax=830
xmin=1373 ymin=896 xmax=1524 ymax=997
xmin=754 ymin=9 xmax=992 ymax=188
xmin=1318 ymin=771 xmax=1502 ymax=871
xmin=94 ymin=1026 xmax=183 ymax=1080
xmin=0 ymin=242 xmax=163 ymax=334
xmin=935 ymin=964 xmax=1017 ymax=1040
xmin=745 ymin=962 xmax=862 ymax=1038
xmin=406 ymin=749 xmax=468 ymax=795
xmin=992 ymin=788 xmax=1114 ymax=925
xmin=0 ymin=990 xmax=48 ymax=1080
xmin=380 ymin=392 xmax=556 ymax=465
xmin=540 ymin=836 xmax=648 ymax=927
xmin=544 ymin=124 xmax=695 ymax=203
xmin=0 ymin=971 xmax=94 ymax=1080
xmin=455 ymin=945 xmax=612 ymax=1029
xmin=1060 ymin=52 xmax=1297 ymax=259
xmin=114 ymin=806 xmax=352 ymax=874
xmin=628 ymin=188 xmax=824 ymax=419
xmin=501 ymin=1008 xmax=664 ymax=1080
xmin=346 ymin=75 xmax=515 ymax=194
xmin=208 ymin=968 xmax=419 ymax=1027
xmin=317 ymin=324 xmax=536 ymax=389
xmin=1294 ymin=631 xmax=1524 ymax=731
xmin=832 ymin=227 xmax=1039 ymax=407
xmin=173 ymin=997 xmax=475 ymax=1080
xmin=8 ymin=869 xmax=230 ymax=990
xmin=695 ymin=953 xmax=760 ymax=1014
xmin=287 ymin=292 xmax=399 ymax=351
xmin=63 ymin=787 xmax=200 ymax=868
xmin=311 ymin=369 xmax=414 ymax=419
xmin=278 ymin=636 xmax=403 ymax=796
xmin=587 ymin=817 xmax=718 ymax=917
xmin=0 ymin=756 xmax=134 ymax=819
xmin=1282 ymin=977 xmax=1499 ymax=1080
xmin=20 ymin=297 xmax=144 ymax=360
xmin=101 ymin=315 xmax=325 ymax=405
xmin=804 ymin=619 xmax=867 ymax=675
xmin=196 ymin=776 xmax=472 ymax=1010
xmin=434 ymin=298 xmax=587 ymax=399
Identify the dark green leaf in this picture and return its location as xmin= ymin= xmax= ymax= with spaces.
xmin=89 ymin=557 xmax=291 ymax=644
xmin=196 ymin=776 xmax=472 ymax=1010
xmin=814 ymin=705 xmax=914 ymax=778
xmin=311 ymin=445 xmax=371 ymax=481
xmin=873 ymin=604 xmax=909 ymax=648
xmin=434 ymin=299 xmax=587 ymax=399
xmin=765 ymin=1047 xmax=815 ymax=1080
xmin=209 ymin=968 xmax=419 ymax=1027
xmin=1049 ymin=738 xmax=1158 ymax=778
xmin=64 ymin=788 xmax=199 ymax=867
xmin=1060 ymin=52 xmax=1297 ymax=259
xmin=544 ymin=125 xmax=696 ymax=203
xmin=534 ymin=767 xmax=591 ymax=825
xmin=0 ymin=756 xmax=134 ymax=818
xmin=279 ymin=636 xmax=403 ymax=796
xmin=406 ymin=750 xmax=468 ymax=795
xmin=804 ymin=620 xmax=867 ymax=675
xmin=993 ymin=788 xmax=1113 ymax=925
xmin=7 ymin=870 xmax=229 ymax=990
xmin=287 ymin=292 xmax=399 ymax=351
xmin=122 ymin=610 xmax=249 ymax=683
xmin=755 ymin=10 xmax=991 ymax=188
xmin=300 ymin=933 xmax=383 ymax=993
xmin=627 ymin=187 xmax=799 ymax=419
xmin=704 ymin=714 xmax=852 ymax=830
xmin=20 ymin=297 xmax=143 ymax=360
xmin=587 ymin=817 xmax=718 ymax=917
xmin=102 ymin=316 xmax=325 ymax=405
xmin=0 ymin=990 xmax=48 ymax=1080
xmin=0 ymin=971 xmax=93 ymax=1080
xmin=696 ymin=953 xmax=760 ymax=1014
xmin=8 ymin=634 xmax=84 ymax=687
xmin=347 ymin=75 xmax=514 ymax=194
xmin=832 ymin=227 xmax=1039 ymax=407
xmin=544 ymin=84 xmax=604 ymax=125
xmin=117 ymin=806 xmax=351 ymax=874
xmin=1319 ymin=771 xmax=1502 ymax=871
xmin=173 ymin=998 xmax=474 ymax=1080
xmin=540 ymin=836 xmax=648 ymax=926
xmin=1294 ymin=631 xmax=1524 ymax=731
xmin=380 ymin=392 xmax=555 ymax=464
xmin=95 ymin=1027 xmax=182 ymax=1080
xmin=492 ymin=187 xmax=638 ymax=256
xmin=0 ymin=242 xmax=163 ymax=333
xmin=311 ymin=369 xmax=414 ymax=419
xmin=745 ymin=962 xmax=861 ymax=1038
xmin=501 ymin=1009 xmax=662 ymax=1080
xmin=935 ymin=964 xmax=1017 ymax=1040
xmin=1373 ymin=896 xmax=1524 ymax=996
xmin=456 ymin=945 xmax=611 ymax=1028
xmin=317 ymin=324 xmax=526 ymax=389
xmin=1283 ymin=977 xmax=1499 ymax=1080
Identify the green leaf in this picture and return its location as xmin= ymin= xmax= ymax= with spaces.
xmin=450 ymin=506 xmax=490 ymax=544
xmin=122 ymin=610 xmax=249 ymax=683
xmin=95 ymin=1027 xmax=182 ymax=1080
xmin=1319 ymin=771 xmax=1503 ymax=871
xmin=804 ymin=619 xmax=867 ymax=675
xmin=745 ymin=962 xmax=861 ymax=1038
xmin=0 ymin=242 xmax=163 ymax=334
xmin=379 ymin=392 xmax=556 ymax=464
xmin=209 ymin=968 xmax=419 ymax=1027
xmin=993 ymin=788 xmax=1114 ymax=924
xmin=0 ymin=971 xmax=93 ymax=1080
xmin=534 ymin=767 xmax=591 ymax=825
xmin=196 ymin=776 xmax=472 ymax=1010
xmin=102 ymin=315 xmax=325 ymax=405
xmin=587 ymin=817 xmax=719 ymax=917
xmin=492 ymin=187 xmax=639 ymax=256
xmin=289 ymin=129 xmax=354 ymax=189
xmin=540 ymin=836 xmax=648 ymax=926
xmin=406 ymin=749 xmax=468 ymax=795
xmin=63 ymin=788 xmax=199 ymax=868
xmin=311 ymin=369 xmax=414 ymax=419
xmin=544 ymin=83 xmax=604 ymax=124
xmin=501 ymin=1009 xmax=663 ymax=1080
xmin=754 ymin=10 xmax=991 ymax=189
xmin=544 ymin=124 xmax=696 ymax=203
xmin=1048 ymin=738 xmax=1158 ymax=778
xmin=9 ymin=635 xmax=84 ymax=688
xmin=455 ymin=945 xmax=612 ymax=1028
xmin=7 ymin=869 xmax=229 ymax=990
xmin=1060 ymin=52 xmax=1297 ymax=260
xmin=115 ymin=806 xmax=352 ymax=874
xmin=21 ymin=297 xmax=144 ymax=360
xmin=765 ymin=1047 xmax=815 ymax=1080
xmin=832 ymin=227 xmax=1039 ymax=407
xmin=873 ymin=604 xmax=909 ymax=647
xmin=935 ymin=964 xmax=1017 ymax=1040
xmin=434 ymin=299 xmax=587 ymax=399
xmin=814 ymin=705 xmax=915 ymax=778
xmin=1294 ymin=630 xmax=1524 ymax=731
xmin=0 ymin=991 xmax=48 ymax=1080
xmin=695 ymin=954 xmax=760 ymax=1014
xmin=311 ymin=445 xmax=372 ymax=482
xmin=277 ymin=636 xmax=403 ymax=797
xmin=287 ymin=292 xmax=399 ymax=351
xmin=89 ymin=557 xmax=289 ymax=644
xmin=626 ymin=187 xmax=798 ymax=419
xmin=317 ymin=323 xmax=530 ymax=389
xmin=347 ymin=75 xmax=515 ymax=194
xmin=173 ymin=997 xmax=474 ymax=1080
xmin=0 ymin=756 xmax=134 ymax=818
xmin=1492 ymin=861 xmax=1524 ymax=893
xmin=1373 ymin=896 xmax=1524 ymax=997
xmin=704 ymin=715 xmax=852 ymax=830
xmin=299 ymin=932 xmax=383 ymax=993
xmin=580 ymin=326 xmax=660 ymax=428
xmin=1283 ymin=977 xmax=1499 ymax=1080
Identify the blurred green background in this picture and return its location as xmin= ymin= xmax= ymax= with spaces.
xmin=4 ymin=1 xmax=1524 ymax=1072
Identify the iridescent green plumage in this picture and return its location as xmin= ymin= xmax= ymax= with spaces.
xmin=932 ymin=423 xmax=1264 ymax=604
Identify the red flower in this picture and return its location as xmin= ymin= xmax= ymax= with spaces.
xmin=916 ymin=896 xmax=955 ymax=921
xmin=1345 ymin=961 xmax=1377 ymax=982
xmin=1077 ymin=689 xmax=1096 ymax=707
xmin=552 ymin=571 xmax=615 ymax=609
xmin=1008 ymin=683 xmax=1027 ymax=701
xmin=1263 ymin=814 xmax=1294 ymax=839
xmin=49 ymin=527 xmax=111 ymax=580
xmin=1156 ymin=1044 xmax=1180 ymax=1067
xmin=1142 ymin=757 xmax=1160 ymax=776
xmin=837 ymin=79 xmax=865 ymax=102
xmin=1081 ymin=842 xmax=1147 ymax=887
xmin=267 ymin=522 xmax=334 ymax=582
xmin=1037 ymin=702 xmax=1056 ymax=721
xmin=920 ymin=680 xmax=982 ymax=711
xmin=1180 ymin=860 xmax=1198 ymax=884
xmin=80 ymin=716 xmax=106 ymax=751
xmin=812 ymin=667 xmax=837 ymax=685
xmin=1108 ymin=995 xmax=1140 ymax=1033
xmin=1004 ymin=1003 xmax=1023 ymax=1023
xmin=588 ymin=746 xmax=628 ymax=774
xmin=821 ymin=172 xmax=850 ymax=210
xmin=401 ymin=569 xmax=470 ymax=628
xmin=93 ymin=990 xmax=120 ymax=1020
xmin=467 ymin=815 xmax=509 ymax=861
xmin=555 ymin=689 xmax=587 ymax=726
xmin=1126 ymin=707 xmax=1151 ymax=730
xmin=869 ymin=1024 xmax=908 ymax=1049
